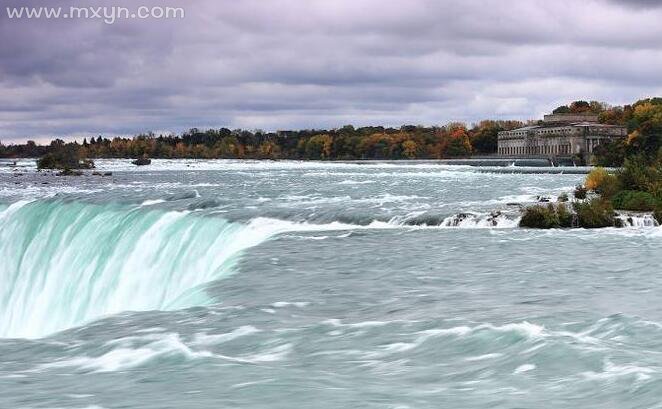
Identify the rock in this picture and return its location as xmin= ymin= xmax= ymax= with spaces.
xmin=132 ymin=157 xmax=151 ymax=166
xmin=443 ymin=212 xmax=475 ymax=227
xmin=57 ymin=168 xmax=83 ymax=176
xmin=103 ymin=172 xmax=113 ymax=176
xmin=487 ymin=211 xmax=503 ymax=226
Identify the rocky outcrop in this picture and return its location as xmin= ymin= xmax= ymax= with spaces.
xmin=132 ymin=156 xmax=152 ymax=166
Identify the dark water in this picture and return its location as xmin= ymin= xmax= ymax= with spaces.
xmin=0 ymin=159 xmax=660 ymax=408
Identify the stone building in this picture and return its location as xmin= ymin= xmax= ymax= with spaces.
xmin=497 ymin=113 xmax=627 ymax=157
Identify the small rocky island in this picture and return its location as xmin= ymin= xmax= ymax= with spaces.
xmin=132 ymin=155 xmax=152 ymax=166
xmin=36 ymin=145 xmax=95 ymax=175
xmin=519 ymin=160 xmax=661 ymax=229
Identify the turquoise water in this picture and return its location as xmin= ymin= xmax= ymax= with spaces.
xmin=0 ymin=160 xmax=660 ymax=408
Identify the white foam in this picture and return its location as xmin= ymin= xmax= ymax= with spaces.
xmin=363 ymin=326 xmax=472 ymax=358
xmin=465 ymin=353 xmax=504 ymax=362
xmin=38 ymin=333 xmax=212 ymax=373
xmin=337 ymin=180 xmax=376 ymax=185
xmin=439 ymin=212 xmax=521 ymax=229
xmin=140 ymin=199 xmax=166 ymax=207
xmin=36 ymin=331 xmax=290 ymax=373
xmin=479 ymin=322 xmax=545 ymax=338
xmin=192 ymin=325 xmax=260 ymax=345
xmin=582 ymin=361 xmax=655 ymax=382
xmin=85 ymin=159 xmax=485 ymax=173
xmin=323 ymin=319 xmax=398 ymax=328
xmin=272 ymin=301 xmax=309 ymax=308
xmin=514 ymin=364 xmax=536 ymax=373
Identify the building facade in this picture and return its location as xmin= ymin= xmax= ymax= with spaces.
xmin=497 ymin=113 xmax=627 ymax=157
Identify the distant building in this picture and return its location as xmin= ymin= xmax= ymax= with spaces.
xmin=497 ymin=113 xmax=627 ymax=157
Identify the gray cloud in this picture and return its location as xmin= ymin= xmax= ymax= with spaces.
xmin=605 ymin=0 xmax=662 ymax=8
xmin=1 ymin=0 xmax=662 ymax=142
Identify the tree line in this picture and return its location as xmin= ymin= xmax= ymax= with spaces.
xmin=0 ymin=98 xmax=659 ymax=163
xmin=0 ymin=121 xmax=523 ymax=161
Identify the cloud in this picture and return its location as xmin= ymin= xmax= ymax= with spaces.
xmin=1 ymin=0 xmax=662 ymax=142
xmin=604 ymin=0 xmax=662 ymax=8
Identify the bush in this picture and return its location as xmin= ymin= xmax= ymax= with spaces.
xmin=557 ymin=192 xmax=569 ymax=202
xmin=585 ymin=167 xmax=621 ymax=198
xmin=574 ymin=185 xmax=588 ymax=200
xmin=556 ymin=203 xmax=574 ymax=227
xmin=519 ymin=203 xmax=573 ymax=229
xmin=36 ymin=153 xmax=60 ymax=170
xmin=611 ymin=190 xmax=658 ymax=211
xmin=595 ymin=174 xmax=621 ymax=198
xmin=520 ymin=204 xmax=559 ymax=229
xmin=585 ymin=167 xmax=608 ymax=191
xmin=573 ymin=198 xmax=615 ymax=228
xmin=37 ymin=146 xmax=94 ymax=170
xmin=618 ymin=154 xmax=658 ymax=193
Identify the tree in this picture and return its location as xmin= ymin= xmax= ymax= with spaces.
xmin=304 ymin=135 xmax=333 ymax=159
xmin=444 ymin=128 xmax=472 ymax=157
xmin=402 ymin=140 xmax=418 ymax=159
xmin=593 ymin=140 xmax=626 ymax=167
xmin=569 ymin=100 xmax=591 ymax=113
xmin=553 ymin=105 xmax=571 ymax=114
xmin=470 ymin=121 xmax=502 ymax=154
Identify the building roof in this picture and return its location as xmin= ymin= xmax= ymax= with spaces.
xmin=543 ymin=113 xmax=599 ymax=123
xmin=569 ymin=122 xmax=623 ymax=128
xmin=500 ymin=121 xmax=625 ymax=134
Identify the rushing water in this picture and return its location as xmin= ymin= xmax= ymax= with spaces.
xmin=0 ymin=159 xmax=660 ymax=408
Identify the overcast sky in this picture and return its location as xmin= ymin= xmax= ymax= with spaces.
xmin=1 ymin=0 xmax=662 ymax=142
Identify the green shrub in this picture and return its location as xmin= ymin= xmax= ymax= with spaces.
xmin=596 ymin=174 xmax=621 ymax=198
xmin=519 ymin=203 xmax=574 ymax=228
xmin=556 ymin=203 xmax=574 ymax=227
xmin=611 ymin=190 xmax=658 ymax=211
xmin=573 ymin=198 xmax=615 ymax=228
xmin=36 ymin=153 xmax=60 ymax=170
xmin=37 ymin=146 xmax=94 ymax=170
xmin=618 ymin=154 xmax=658 ymax=193
xmin=520 ymin=204 xmax=559 ymax=229
xmin=574 ymin=185 xmax=588 ymax=200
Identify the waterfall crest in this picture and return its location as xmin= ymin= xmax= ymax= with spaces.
xmin=0 ymin=200 xmax=279 ymax=339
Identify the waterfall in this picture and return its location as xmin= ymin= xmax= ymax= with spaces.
xmin=615 ymin=212 xmax=659 ymax=228
xmin=0 ymin=200 xmax=286 ymax=339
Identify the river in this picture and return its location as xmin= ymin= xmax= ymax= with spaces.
xmin=0 ymin=159 xmax=660 ymax=408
